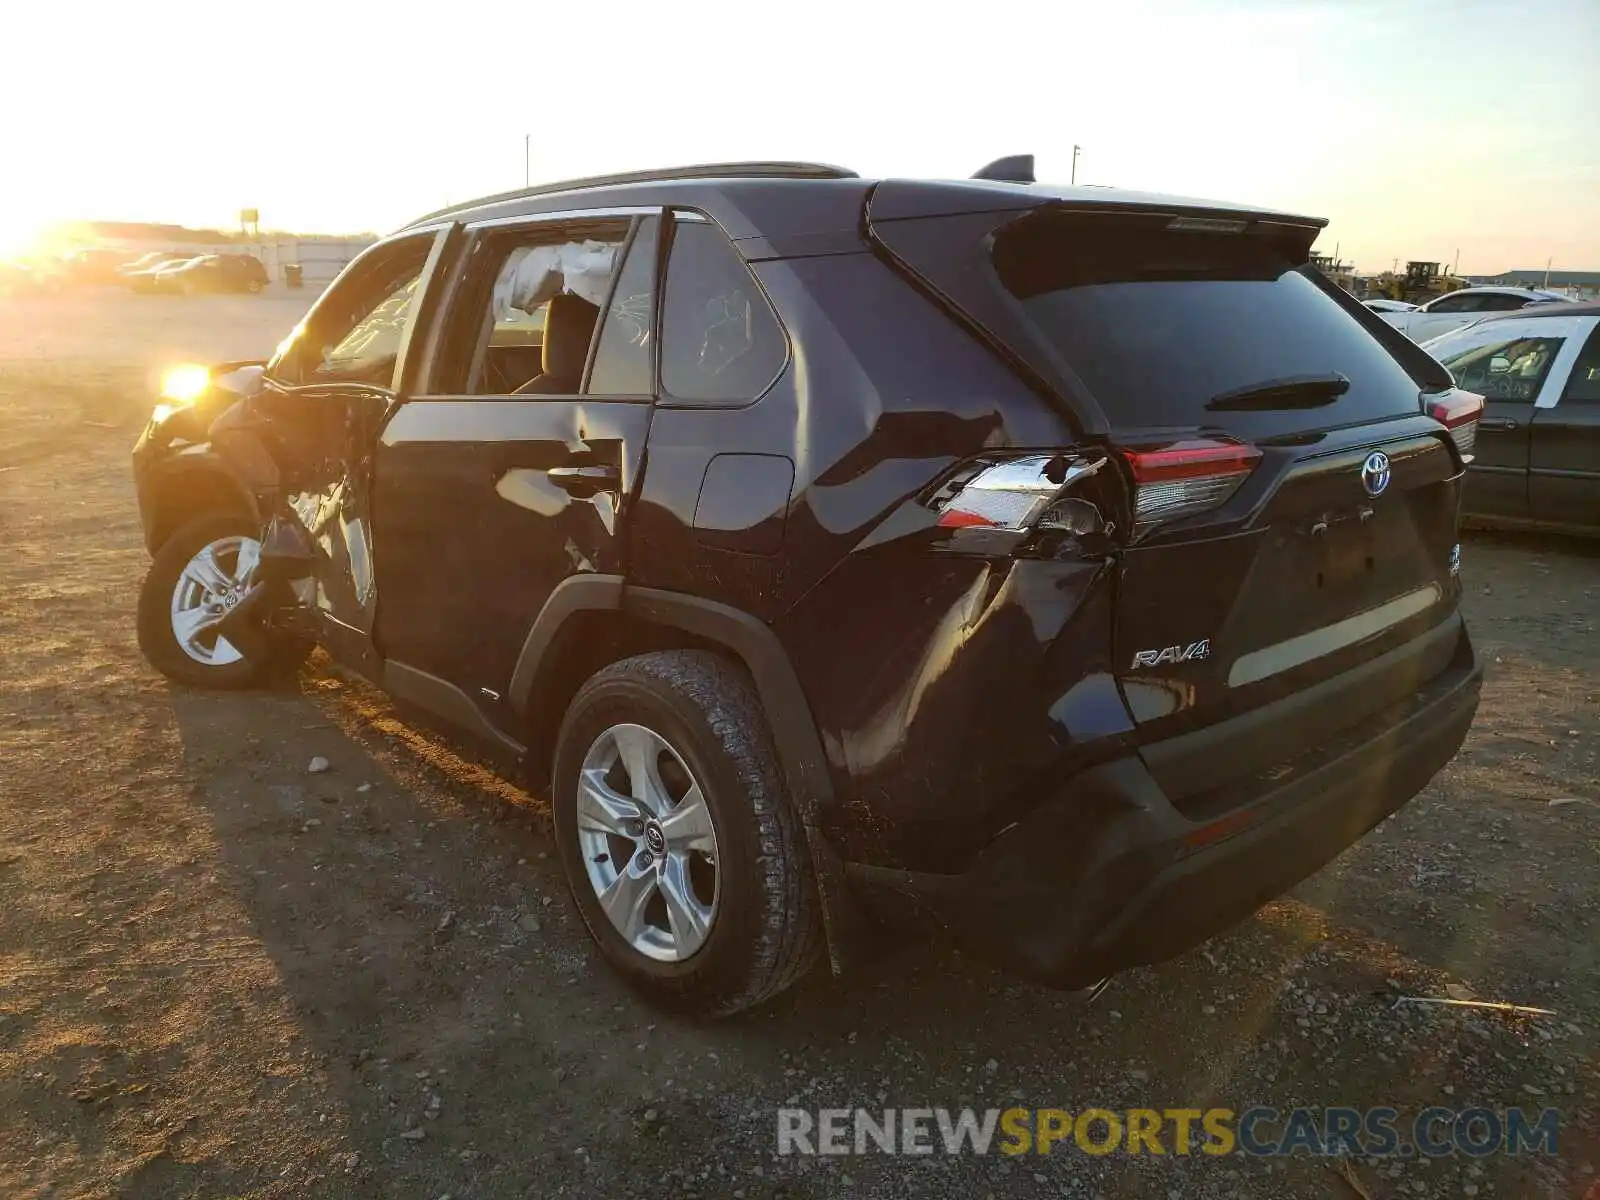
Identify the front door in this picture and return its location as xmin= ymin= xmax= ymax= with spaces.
xmin=257 ymin=229 xmax=450 ymax=672
xmin=371 ymin=210 xmax=663 ymax=723
xmin=1530 ymin=324 xmax=1600 ymax=527
xmin=1471 ymin=395 xmax=1535 ymax=520
xmin=1429 ymin=322 xmax=1572 ymax=521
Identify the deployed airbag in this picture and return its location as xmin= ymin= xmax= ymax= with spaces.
xmin=494 ymin=240 xmax=619 ymax=319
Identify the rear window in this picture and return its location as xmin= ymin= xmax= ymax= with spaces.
xmin=991 ymin=215 xmax=1428 ymax=437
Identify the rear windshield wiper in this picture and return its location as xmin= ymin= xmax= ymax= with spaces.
xmin=1206 ymin=372 xmax=1350 ymax=411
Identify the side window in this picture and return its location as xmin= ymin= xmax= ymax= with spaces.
xmin=433 ymin=219 xmax=630 ymax=396
xmin=659 ymin=219 xmax=786 ymax=405
xmin=586 ymin=217 xmax=660 ymax=396
xmin=1436 ymin=335 xmax=1565 ymax=403
xmin=270 ymin=236 xmax=433 ymax=389
xmin=318 ymin=276 xmax=423 ymax=385
xmin=1482 ymin=294 xmax=1533 ymax=312
xmin=1428 ymin=293 xmax=1477 ymax=313
xmin=1562 ymin=328 xmax=1600 ymax=403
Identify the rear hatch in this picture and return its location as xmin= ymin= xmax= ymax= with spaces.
xmin=868 ymin=186 xmax=1473 ymax=789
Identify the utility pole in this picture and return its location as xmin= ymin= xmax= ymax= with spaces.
xmin=1071 ymin=144 xmax=1081 ymax=185
xmin=1452 ymin=248 xmax=1460 ymax=277
xmin=1544 ymin=257 xmax=1552 ymax=288
xmin=524 ymin=134 xmax=531 ymax=188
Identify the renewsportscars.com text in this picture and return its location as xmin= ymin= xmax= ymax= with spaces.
xmin=776 ymin=1106 xmax=1560 ymax=1158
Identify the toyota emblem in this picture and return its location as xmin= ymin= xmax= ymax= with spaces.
xmin=1361 ymin=451 xmax=1391 ymax=497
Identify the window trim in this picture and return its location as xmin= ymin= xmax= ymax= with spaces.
xmin=654 ymin=208 xmax=791 ymax=410
xmin=463 ymin=204 xmax=661 ymax=231
xmin=413 ymin=208 xmax=660 ymax=403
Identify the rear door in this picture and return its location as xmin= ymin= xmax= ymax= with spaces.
xmin=1530 ymin=322 xmax=1600 ymax=527
xmin=869 ymin=200 xmax=1470 ymax=751
xmin=371 ymin=209 xmax=662 ymax=714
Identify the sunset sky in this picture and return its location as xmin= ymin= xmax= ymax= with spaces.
xmin=1 ymin=0 xmax=1594 ymax=274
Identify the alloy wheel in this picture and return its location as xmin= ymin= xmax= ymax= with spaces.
xmin=576 ymin=722 xmax=720 ymax=962
xmin=169 ymin=534 xmax=261 ymax=666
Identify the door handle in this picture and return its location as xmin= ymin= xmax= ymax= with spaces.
xmin=1479 ymin=417 xmax=1519 ymax=431
xmin=546 ymin=464 xmax=620 ymax=493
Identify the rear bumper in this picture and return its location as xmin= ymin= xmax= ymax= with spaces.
xmin=844 ymin=619 xmax=1482 ymax=988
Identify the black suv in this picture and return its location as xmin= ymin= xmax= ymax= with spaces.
xmin=131 ymin=159 xmax=1485 ymax=1014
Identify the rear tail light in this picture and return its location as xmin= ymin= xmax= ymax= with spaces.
xmin=934 ymin=454 xmax=1106 ymax=532
xmin=1121 ymin=437 xmax=1261 ymax=526
xmin=1426 ymin=389 xmax=1484 ymax=462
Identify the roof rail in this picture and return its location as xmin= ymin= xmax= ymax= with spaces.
xmin=407 ymin=161 xmax=859 ymax=227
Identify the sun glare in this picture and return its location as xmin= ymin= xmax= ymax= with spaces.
xmin=0 ymin=219 xmax=45 ymax=261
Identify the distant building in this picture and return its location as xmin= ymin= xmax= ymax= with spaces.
xmin=1469 ymin=269 xmax=1600 ymax=300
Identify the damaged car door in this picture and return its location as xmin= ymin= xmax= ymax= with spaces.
xmin=369 ymin=210 xmax=662 ymax=732
xmin=257 ymin=229 xmax=452 ymax=672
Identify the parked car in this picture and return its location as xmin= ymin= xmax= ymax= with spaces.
xmin=161 ymin=253 xmax=269 ymax=294
xmin=130 ymin=159 xmax=1484 ymax=1014
xmin=1422 ymin=301 xmax=1600 ymax=534
xmin=1363 ymin=298 xmax=1417 ymax=314
xmin=126 ymin=256 xmax=200 ymax=292
xmin=119 ymin=250 xmax=190 ymax=279
xmin=1380 ymin=286 xmax=1569 ymax=343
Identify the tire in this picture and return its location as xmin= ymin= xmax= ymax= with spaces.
xmin=552 ymin=650 xmax=822 ymax=1015
xmin=137 ymin=514 xmax=274 ymax=689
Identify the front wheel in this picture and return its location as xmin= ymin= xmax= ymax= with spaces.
xmin=137 ymin=514 xmax=286 ymax=688
xmin=551 ymin=650 xmax=822 ymax=1015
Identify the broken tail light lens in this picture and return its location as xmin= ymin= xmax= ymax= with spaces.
xmin=935 ymin=454 xmax=1105 ymax=532
xmin=1122 ymin=437 xmax=1261 ymax=527
xmin=1426 ymin=389 xmax=1484 ymax=462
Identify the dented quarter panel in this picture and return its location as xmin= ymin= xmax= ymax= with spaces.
xmin=776 ymin=551 xmax=1129 ymax=873
xmin=628 ymin=249 xmax=1130 ymax=873
xmin=629 ymin=249 xmax=1121 ymax=863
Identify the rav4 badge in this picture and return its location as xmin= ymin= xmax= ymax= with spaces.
xmin=1131 ymin=639 xmax=1211 ymax=670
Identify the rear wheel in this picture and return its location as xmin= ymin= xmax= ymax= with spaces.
xmin=137 ymin=514 xmax=284 ymax=688
xmin=551 ymin=650 xmax=821 ymax=1014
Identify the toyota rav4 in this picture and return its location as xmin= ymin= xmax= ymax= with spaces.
xmin=131 ymin=158 xmax=1484 ymax=1014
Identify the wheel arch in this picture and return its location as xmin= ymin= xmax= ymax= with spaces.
xmin=509 ymin=578 xmax=859 ymax=973
xmin=142 ymin=459 xmax=258 ymax=555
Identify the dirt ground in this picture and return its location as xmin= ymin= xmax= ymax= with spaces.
xmin=1 ymin=290 xmax=1596 ymax=1200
